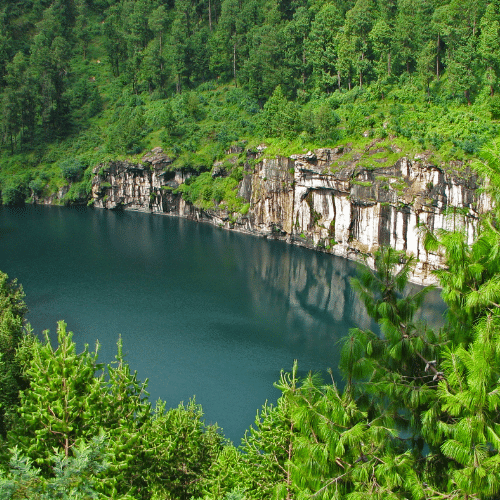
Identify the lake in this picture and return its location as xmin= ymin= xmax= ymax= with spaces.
xmin=0 ymin=205 xmax=445 ymax=442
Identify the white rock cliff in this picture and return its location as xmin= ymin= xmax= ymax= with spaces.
xmin=91 ymin=146 xmax=488 ymax=285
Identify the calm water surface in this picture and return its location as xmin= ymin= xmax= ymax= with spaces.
xmin=0 ymin=206 xmax=445 ymax=442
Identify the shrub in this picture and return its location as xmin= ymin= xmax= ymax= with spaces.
xmin=2 ymin=186 xmax=24 ymax=206
xmin=28 ymin=175 xmax=47 ymax=197
xmin=1 ymin=177 xmax=29 ymax=206
xmin=308 ymin=101 xmax=341 ymax=140
xmin=490 ymin=95 xmax=500 ymax=120
xmin=60 ymin=158 xmax=86 ymax=182
xmin=63 ymin=182 xmax=89 ymax=205
xmin=87 ymin=87 xmax=103 ymax=118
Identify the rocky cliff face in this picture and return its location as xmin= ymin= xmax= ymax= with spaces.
xmin=91 ymin=145 xmax=489 ymax=285
xmin=92 ymin=148 xmax=195 ymax=216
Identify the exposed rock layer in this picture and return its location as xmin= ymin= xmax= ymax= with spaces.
xmin=91 ymin=147 xmax=488 ymax=285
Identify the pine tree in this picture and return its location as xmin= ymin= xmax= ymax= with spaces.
xmin=12 ymin=322 xmax=105 ymax=468
xmin=0 ymin=434 xmax=109 ymax=499
xmin=479 ymin=3 xmax=500 ymax=96
xmin=369 ymin=19 xmax=393 ymax=79
xmin=0 ymin=271 xmax=31 ymax=437
xmin=241 ymin=377 xmax=297 ymax=500
xmin=259 ymin=85 xmax=300 ymax=139
xmin=95 ymin=335 xmax=151 ymax=498
xmin=434 ymin=313 xmax=500 ymax=498
xmin=342 ymin=248 xmax=439 ymax=457
xmin=9 ymin=322 xmax=153 ymax=497
xmin=75 ymin=0 xmax=91 ymax=60
xmin=306 ymin=3 xmax=343 ymax=93
xmin=278 ymin=362 xmax=423 ymax=499
xmin=343 ymin=0 xmax=376 ymax=88
xmin=143 ymin=398 xmax=223 ymax=500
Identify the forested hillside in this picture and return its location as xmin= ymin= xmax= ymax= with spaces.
xmin=0 ymin=0 xmax=500 ymax=207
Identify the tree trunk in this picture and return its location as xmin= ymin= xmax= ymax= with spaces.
xmin=160 ymin=34 xmax=163 ymax=71
xmin=302 ymin=43 xmax=306 ymax=86
xmin=436 ymin=33 xmax=440 ymax=79
xmin=337 ymin=70 xmax=341 ymax=90
xmin=233 ymin=43 xmax=237 ymax=87
xmin=208 ymin=0 xmax=212 ymax=31
xmin=286 ymin=421 xmax=294 ymax=500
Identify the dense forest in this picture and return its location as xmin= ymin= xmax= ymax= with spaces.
xmin=2 ymin=146 xmax=500 ymax=498
xmin=0 ymin=0 xmax=500 ymax=207
xmin=3 ymin=0 xmax=500 ymax=498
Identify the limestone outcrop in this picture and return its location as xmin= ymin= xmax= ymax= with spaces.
xmin=92 ymin=146 xmax=488 ymax=285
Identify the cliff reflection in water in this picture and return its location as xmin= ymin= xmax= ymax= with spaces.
xmin=242 ymin=238 xmax=370 ymax=347
xmin=207 ymin=225 xmax=445 ymax=363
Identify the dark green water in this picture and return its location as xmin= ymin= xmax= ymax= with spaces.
xmin=0 ymin=205 xmax=445 ymax=442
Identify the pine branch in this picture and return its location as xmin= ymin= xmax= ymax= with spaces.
xmin=309 ymin=470 xmax=349 ymax=498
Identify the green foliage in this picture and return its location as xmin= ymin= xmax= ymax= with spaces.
xmin=240 ymin=395 xmax=294 ymax=499
xmin=0 ymin=0 xmax=497 ymax=186
xmin=0 ymin=314 xmax=228 ymax=499
xmin=0 ymin=271 xmax=31 ymax=436
xmin=260 ymin=86 xmax=300 ymax=140
xmin=436 ymin=314 xmax=500 ymax=498
xmin=177 ymin=166 xmax=247 ymax=213
xmin=59 ymin=158 xmax=86 ymax=182
xmin=11 ymin=322 xmax=106 ymax=469
xmin=144 ymin=399 xmax=224 ymax=500
xmin=344 ymin=248 xmax=438 ymax=444
xmin=3 ymin=0 xmax=500 ymax=496
xmin=272 ymin=362 xmax=423 ymax=499
xmin=8 ymin=322 xmax=151 ymax=497
xmin=1 ymin=175 xmax=29 ymax=206
xmin=0 ymin=434 xmax=109 ymax=500
xmin=106 ymin=105 xmax=149 ymax=155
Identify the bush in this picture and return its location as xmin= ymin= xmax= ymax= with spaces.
xmin=490 ymin=95 xmax=500 ymax=120
xmin=1 ymin=177 xmax=29 ymax=206
xmin=216 ymin=127 xmax=239 ymax=149
xmin=311 ymin=102 xmax=341 ymax=140
xmin=63 ymin=182 xmax=89 ymax=205
xmin=177 ymin=168 xmax=246 ymax=212
xmin=60 ymin=158 xmax=86 ymax=182
xmin=87 ymin=87 xmax=103 ymax=118
xmin=28 ymin=174 xmax=48 ymax=197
